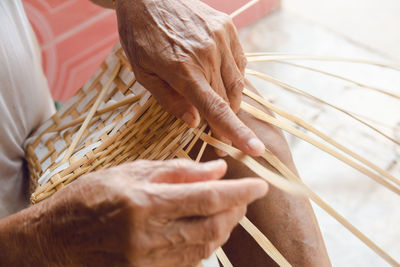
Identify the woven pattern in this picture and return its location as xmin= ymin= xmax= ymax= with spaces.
xmin=24 ymin=42 xmax=400 ymax=266
xmin=25 ymin=43 xmax=204 ymax=203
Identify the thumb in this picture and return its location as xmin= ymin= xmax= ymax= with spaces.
xmin=184 ymin=74 xmax=265 ymax=157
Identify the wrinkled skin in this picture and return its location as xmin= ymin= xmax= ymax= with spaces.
xmin=115 ymin=0 xmax=265 ymax=157
xmin=0 ymin=159 xmax=267 ymax=267
xmin=198 ymin=81 xmax=331 ymax=266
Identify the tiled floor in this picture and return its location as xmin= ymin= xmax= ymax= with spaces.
xmin=239 ymin=11 xmax=400 ymax=266
xmin=283 ymin=0 xmax=400 ymax=61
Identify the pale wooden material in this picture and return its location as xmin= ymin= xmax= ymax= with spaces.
xmin=246 ymin=68 xmax=400 ymax=146
xmin=261 ymin=150 xmax=400 ymax=267
xmin=229 ymin=0 xmax=259 ymax=19
xmin=245 ymin=53 xmax=400 ymax=71
xmin=239 ymin=217 xmax=292 ymax=267
xmin=241 ymin=102 xmax=400 ymax=194
xmin=24 ymin=44 xmax=400 ymax=266
xmin=269 ymin=60 xmax=400 ymax=100
xmin=61 ymin=62 xmax=121 ymax=164
xmin=215 ymin=247 xmax=233 ymax=267
xmin=197 ymin=131 xmax=306 ymax=196
xmin=25 ymin=44 xmax=291 ymax=267
xmin=243 ymin=89 xmax=400 ymax=188
xmin=199 ymin=131 xmax=399 ymax=266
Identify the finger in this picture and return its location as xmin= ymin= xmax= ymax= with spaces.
xmin=137 ymin=71 xmax=201 ymax=128
xmin=147 ymin=241 xmax=220 ymax=267
xmin=156 ymin=178 xmax=268 ymax=218
xmin=174 ymin=205 xmax=246 ymax=245
xmin=157 ymin=206 xmax=246 ymax=265
xmin=220 ymin=49 xmax=244 ymax=113
xmin=150 ymin=206 xmax=245 ymax=251
xmin=210 ymin=68 xmax=229 ymax=104
xmin=211 ymin=132 xmax=231 ymax=158
xmin=152 ymin=159 xmax=227 ymax=184
xmin=226 ymin=22 xmax=247 ymax=75
xmin=183 ymin=75 xmax=265 ymax=156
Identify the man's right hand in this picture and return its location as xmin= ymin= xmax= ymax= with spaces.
xmin=0 ymin=159 xmax=268 ymax=266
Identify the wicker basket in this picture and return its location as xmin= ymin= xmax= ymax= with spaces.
xmin=25 ymin=43 xmax=207 ymax=203
xmin=24 ymin=42 xmax=399 ymax=266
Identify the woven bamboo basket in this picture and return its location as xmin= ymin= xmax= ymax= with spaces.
xmin=24 ymin=40 xmax=400 ymax=267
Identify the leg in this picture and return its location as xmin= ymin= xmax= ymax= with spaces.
xmin=190 ymin=80 xmax=331 ymax=266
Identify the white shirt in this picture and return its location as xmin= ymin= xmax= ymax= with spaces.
xmin=0 ymin=0 xmax=55 ymax=218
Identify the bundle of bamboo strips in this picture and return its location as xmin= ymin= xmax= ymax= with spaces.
xmin=23 ymin=1 xmax=400 ymax=266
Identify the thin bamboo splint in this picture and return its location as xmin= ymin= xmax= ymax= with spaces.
xmin=24 ymin=45 xmax=400 ymax=266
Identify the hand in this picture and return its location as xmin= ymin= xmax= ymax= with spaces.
xmin=115 ymin=0 xmax=266 ymax=157
xmin=0 ymin=159 xmax=267 ymax=266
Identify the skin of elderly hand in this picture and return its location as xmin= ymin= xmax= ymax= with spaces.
xmin=115 ymin=0 xmax=266 ymax=157
xmin=0 ymin=159 xmax=267 ymax=266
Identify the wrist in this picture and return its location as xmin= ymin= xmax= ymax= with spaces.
xmin=0 ymin=205 xmax=50 ymax=265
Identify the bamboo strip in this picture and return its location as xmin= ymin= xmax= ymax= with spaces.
xmin=61 ymin=62 xmax=121 ymax=164
xmin=243 ymin=89 xmax=400 ymax=187
xmin=185 ymin=124 xmax=208 ymax=154
xmin=229 ymin=0 xmax=259 ymax=19
xmin=245 ymin=54 xmax=400 ymax=71
xmin=197 ymin=132 xmax=307 ymax=196
xmin=175 ymin=149 xmax=191 ymax=159
xmin=215 ymin=247 xmax=233 ymax=267
xmin=193 ymin=133 xmax=295 ymax=266
xmin=347 ymin=110 xmax=394 ymax=130
xmin=55 ymin=94 xmax=142 ymax=132
xmin=259 ymin=149 xmax=400 ymax=267
xmin=246 ymin=69 xmax=400 ymax=146
xmin=240 ymin=101 xmax=400 ymax=194
xmin=196 ymin=130 xmax=211 ymax=162
xmin=269 ymin=60 xmax=400 ymax=100
xmin=239 ymin=217 xmax=292 ymax=267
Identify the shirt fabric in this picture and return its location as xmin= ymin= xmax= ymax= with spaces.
xmin=0 ymin=0 xmax=55 ymax=218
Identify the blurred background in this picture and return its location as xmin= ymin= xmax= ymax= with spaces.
xmin=23 ymin=1 xmax=400 ymax=266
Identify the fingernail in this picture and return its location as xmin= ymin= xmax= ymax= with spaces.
xmin=247 ymin=138 xmax=265 ymax=156
xmin=182 ymin=112 xmax=194 ymax=127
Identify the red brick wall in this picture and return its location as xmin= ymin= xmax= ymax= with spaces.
xmin=23 ymin=0 xmax=279 ymax=101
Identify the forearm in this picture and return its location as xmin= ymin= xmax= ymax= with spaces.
xmin=195 ymin=81 xmax=330 ymax=266
xmin=222 ymin=84 xmax=330 ymax=266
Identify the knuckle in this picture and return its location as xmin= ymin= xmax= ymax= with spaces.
xmin=202 ymin=95 xmax=230 ymax=120
xmin=128 ymin=235 xmax=148 ymax=258
xmin=211 ymin=13 xmax=232 ymax=37
xmin=235 ymin=123 xmax=252 ymax=140
xmin=203 ymin=187 xmax=220 ymax=211
xmin=228 ymin=76 xmax=245 ymax=93
xmin=167 ymin=53 xmax=191 ymax=71
xmin=169 ymin=158 xmax=191 ymax=169
xmin=201 ymin=243 xmax=215 ymax=259
xmin=223 ymin=15 xmax=234 ymax=29
xmin=198 ymin=39 xmax=218 ymax=54
xmin=239 ymin=205 xmax=247 ymax=218
xmin=208 ymin=217 xmax=223 ymax=241
xmin=237 ymin=54 xmax=248 ymax=71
